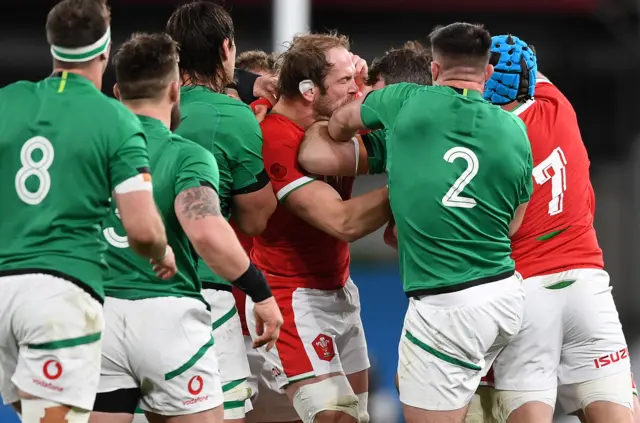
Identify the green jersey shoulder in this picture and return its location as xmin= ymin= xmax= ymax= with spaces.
xmin=177 ymin=86 xmax=269 ymax=286
xmin=103 ymin=116 xmax=219 ymax=302
xmin=0 ymin=73 xmax=150 ymax=301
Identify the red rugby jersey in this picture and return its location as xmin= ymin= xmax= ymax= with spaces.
xmin=510 ymin=79 xmax=603 ymax=279
xmin=251 ymin=114 xmax=352 ymax=290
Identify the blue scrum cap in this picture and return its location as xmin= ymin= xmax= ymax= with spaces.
xmin=483 ymin=34 xmax=537 ymax=105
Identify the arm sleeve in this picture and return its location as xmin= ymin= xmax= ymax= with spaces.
xmin=360 ymin=82 xmax=421 ymax=131
xmin=108 ymin=115 xmax=151 ymax=191
xmin=175 ymin=144 xmax=221 ymax=196
xmin=234 ymin=68 xmax=260 ymax=104
xmin=262 ymin=123 xmax=315 ymax=202
xmin=230 ymin=107 xmax=270 ymax=195
xmin=361 ymin=130 xmax=388 ymax=174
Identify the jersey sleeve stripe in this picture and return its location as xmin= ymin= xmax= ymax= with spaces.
xmin=352 ymin=137 xmax=360 ymax=175
xmin=513 ymin=98 xmax=536 ymax=116
xmin=114 ymin=173 xmax=153 ymax=194
xmin=276 ymin=176 xmax=315 ymax=201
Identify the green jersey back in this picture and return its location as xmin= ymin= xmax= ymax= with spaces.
xmin=361 ymin=83 xmax=533 ymax=296
xmin=102 ymin=116 xmax=220 ymax=302
xmin=176 ymin=86 xmax=269 ymax=286
xmin=0 ymin=72 xmax=150 ymax=301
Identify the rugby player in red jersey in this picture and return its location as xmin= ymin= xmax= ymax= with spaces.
xmin=469 ymin=34 xmax=633 ymax=423
xmin=246 ymin=33 xmax=392 ymax=423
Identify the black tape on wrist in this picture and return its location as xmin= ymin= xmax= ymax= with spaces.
xmin=232 ymin=263 xmax=272 ymax=303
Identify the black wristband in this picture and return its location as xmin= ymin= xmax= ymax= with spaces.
xmin=232 ymin=263 xmax=272 ymax=303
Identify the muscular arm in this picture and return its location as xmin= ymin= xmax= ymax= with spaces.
xmin=298 ymin=121 xmax=369 ymax=176
xmin=232 ymin=184 xmax=277 ymax=236
xmin=284 ymin=182 xmax=391 ymax=242
xmin=114 ymin=191 xmax=167 ymax=259
xmin=328 ymin=96 xmax=366 ymax=141
xmin=176 ymin=186 xmax=250 ymax=281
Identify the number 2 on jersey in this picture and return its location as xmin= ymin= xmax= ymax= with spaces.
xmin=442 ymin=147 xmax=479 ymax=209
xmin=532 ymin=147 xmax=567 ymax=216
xmin=15 ymin=136 xmax=55 ymax=205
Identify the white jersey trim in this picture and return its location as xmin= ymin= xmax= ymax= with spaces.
xmin=277 ymin=176 xmax=315 ymax=201
xmin=513 ymin=98 xmax=536 ymax=117
xmin=114 ymin=173 xmax=152 ymax=194
xmin=352 ymin=137 xmax=360 ymax=176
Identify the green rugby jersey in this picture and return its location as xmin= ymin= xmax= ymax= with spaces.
xmin=176 ymin=86 xmax=269 ymax=287
xmin=0 ymin=72 xmax=150 ymax=301
xmin=102 ymin=116 xmax=220 ymax=302
xmin=361 ymin=83 xmax=533 ymax=296
xmin=361 ymin=130 xmax=388 ymax=174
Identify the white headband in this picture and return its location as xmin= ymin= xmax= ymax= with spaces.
xmin=50 ymin=27 xmax=111 ymax=63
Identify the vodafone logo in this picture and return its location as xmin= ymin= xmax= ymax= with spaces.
xmin=43 ymin=360 xmax=63 ymax=380
xmin=188 ymin=376 xmax=204 ymax=396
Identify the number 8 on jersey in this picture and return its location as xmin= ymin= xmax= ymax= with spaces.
xmin=15 ymin=136 xmax=55 ymax=205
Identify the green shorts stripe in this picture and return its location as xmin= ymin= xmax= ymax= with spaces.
xmin=405 ymin=330 xmax=482 ymax=371
xmin=222 ymin=378 xmax=245 ymax=393
xmin=212 ymin=306 xmax=238 ymax=331
xmin=545 ymin=279 xmax=576 ymax=290
xmin=164 ymin=336 xmax=214 ymax=381
xmin=224 ymin=400 xmax=246 ymax=410
xmin=28 ymin=332 xmax=101 ymax=350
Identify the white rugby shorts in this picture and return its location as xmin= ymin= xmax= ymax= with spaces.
xmin=492 ymin=268 xmax=630 ymax=412
xmin=0 ymin=273 xmax=104 ymax=411
xmin=98 ymin=296 xmax=223 ymax=416
xmin=398 ymin=274 xmax=525 ymax=411
xmin=246 ymin=278 xmax=370 ymax=389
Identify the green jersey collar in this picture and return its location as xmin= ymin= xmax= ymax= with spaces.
xmin=447 ymin=86 xmax=484 ymax=99
xmin=137 ymin=115 xmax=170 ymax=136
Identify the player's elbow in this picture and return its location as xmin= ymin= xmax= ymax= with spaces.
xmin=330 ymin=214 xmax=361 ymax=243
xmin=127 ymin=224 xmax=167 ymax=257
xmin=235 ymin=214 xmax=269 ymax=237
xmin=233 ymin=188 xmax=277 ymax=236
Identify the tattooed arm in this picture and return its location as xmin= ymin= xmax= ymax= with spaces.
xmin=175 ymin=185 xmax=251 ymax=281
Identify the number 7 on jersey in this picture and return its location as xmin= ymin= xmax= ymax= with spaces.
xmin=532 ymin=147 xmax=567 ymax=216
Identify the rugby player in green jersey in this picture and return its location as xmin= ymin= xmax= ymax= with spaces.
xmin=0 ymin=1 xmax=176 ymax=422
xmin=165 ymin=4 xmax=277 ymax=422
xmin=326 ymin=23 xmax=533 ymax=423
xmin=90 ymin=33 xmax=282 ymax=423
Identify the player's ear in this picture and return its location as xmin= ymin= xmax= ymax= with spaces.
xmin=99 ymin=43 xmax=112 ymax=75
xmin=113 ymin=83 xmax=121 ymax=100
xmin=299 ymin=79 xmax=315 ymax=102
xmin=169 ymin=81 xmax=180 ymax=104
xmin=430 ymin=61 xmax=440 ymax=84
xmin=222 ymin=39 xmax=230 ymax=61
xmin=485 ymin=64 xmax=494 ymax=82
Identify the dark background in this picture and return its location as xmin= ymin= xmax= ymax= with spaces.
xmin=1 ymin=1 xmax=640 ymax=422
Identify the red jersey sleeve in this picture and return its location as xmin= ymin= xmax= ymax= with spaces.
xmin=261 ymin=117 xmax=315 ymax=201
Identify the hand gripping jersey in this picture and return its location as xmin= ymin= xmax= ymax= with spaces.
xmin=0 ymin=72 xmax=150 ymax=301
xmin=102 ymin=116 xmax=219 ymax=302
xmin=360 ymin=83 xmax=533 ymax=296
xmin=251 ymin=114 xmax=353 ymax=290
xmin=510 ymin=79 xmax=604 ymax=278
xmin=176 ymin=86 xmax=270 ymax=287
